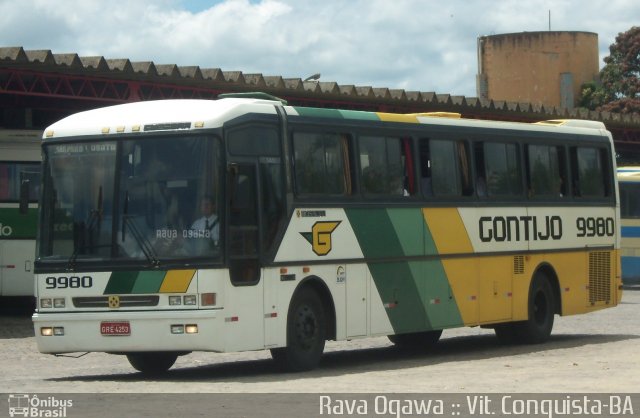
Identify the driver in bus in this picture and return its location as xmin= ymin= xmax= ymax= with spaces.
xmin=189 ymin=195 xmax=219 ymax=247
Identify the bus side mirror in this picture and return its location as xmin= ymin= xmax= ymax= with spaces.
xmin=19 ymin=180 xmax=30 ymax=215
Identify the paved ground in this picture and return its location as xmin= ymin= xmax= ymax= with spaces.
xmin=0 ymin=289 xmax=639 ymax=394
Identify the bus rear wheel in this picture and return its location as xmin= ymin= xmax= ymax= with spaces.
xmin=126 ymin=352 xmax=178 ymax=375
xmin=510 ymin=272 xmax=555 ymax=344
xmin=271 ymin=287 xmax=326 ymax=372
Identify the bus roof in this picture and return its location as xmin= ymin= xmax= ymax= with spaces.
xmin=43 ymin=98 xmax=281 ymax=139
xmin=43 ymin=97 xmax=612 ymax=140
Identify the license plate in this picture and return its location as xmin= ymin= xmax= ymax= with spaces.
xmin=100 ymin=321 xmax=131 ymax=336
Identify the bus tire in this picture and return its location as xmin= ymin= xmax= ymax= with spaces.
xmin=388 ymin=330 xmax=442 ymax=348
xmin=271 ymin=287 xmax=326 ymax=372
xmin=513 ymin=272 xmax=555 ymax=344
xmin=126 ymin=352 xmax=178 ymax=375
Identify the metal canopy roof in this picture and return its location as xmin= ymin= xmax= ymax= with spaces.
xmin=1 ymin=46 xmax=640 ymax=155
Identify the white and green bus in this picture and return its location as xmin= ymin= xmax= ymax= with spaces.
xmin=32 ymin=94 xmax=622 ymax=374
xmin=0 ymin=130 xmax=41 ymax=297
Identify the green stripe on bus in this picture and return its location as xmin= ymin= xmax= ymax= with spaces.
xmin=338 ymin=109 xmax=380 ymax=121
xmin=387 ymin=208 xmax=426 ymax=256
xmin=130 ymin=270 xmax=166 ymax=294
xmin=346 ymin=207 xmax=464 ymax=332
xmin=369 ymin=261 xmax=430 ymax=333
xmin=346 ymin=208 xmax=428 ymax=332
xmin=104 ymin=271 xmax=139 ymax=294
xmin=292 ymin=106 xmax=380 ymax=121
xmin=345 ymin=208 xmax=405 ymax=258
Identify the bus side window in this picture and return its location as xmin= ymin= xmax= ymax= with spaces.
xmin=0 ymin=162 xmax=41 ymax=202
xmin=483 ymin=142 xmax=523 ymax=197
xmin=359 ymin=136 xmax=408 ymax=197
xmin=474 ymin=142 xmax=487 ymax=198
xmin=570 ymin=146 xmax=610 ymax=199
xmin=526 ymin=144 xmax=566 ymax=198
xmin=293 ymin=132 xmax=350 ymax=196
xmin=430 ymin=139 xmax=461 ymax=197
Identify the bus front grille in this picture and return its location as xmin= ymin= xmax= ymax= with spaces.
xmin=588 ymin=252 xmax=611 ymax=304
xmin=72 ymin=295 xmax=160 ymax=308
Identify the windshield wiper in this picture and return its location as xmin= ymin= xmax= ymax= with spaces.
xmin=67 ymin=186 xmax=103 ymax=270
xmin=121 ymin=191 xmax=159 ymax=266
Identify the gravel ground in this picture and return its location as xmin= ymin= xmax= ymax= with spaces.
xmin=0 ymin=289 xmax=638 ymax=394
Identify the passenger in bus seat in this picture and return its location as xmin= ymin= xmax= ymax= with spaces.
xmin=189 ymin=195 xmax=219 ymax=246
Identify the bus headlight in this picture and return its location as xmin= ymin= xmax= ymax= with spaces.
xmin=169 ymin=296 xmax=182 ymax=306
xmin=40 ymin=326 xmax=64 ymax=336
xmin=183 ymin=295 xmax=197 ymax=305
xmin=40 ymin=298 xmax=52 ymax=309
xmin=170 ymin=325 xmax=184 ymax=334
xmin=54 ymin=298 xmax=66 ymax=308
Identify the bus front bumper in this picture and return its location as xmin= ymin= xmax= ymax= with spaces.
xmin=32 ymin=310 xmax=224 ymax=354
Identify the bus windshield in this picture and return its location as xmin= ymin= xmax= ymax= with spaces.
xmin=38 ymin=134 xmax=222 ymax=266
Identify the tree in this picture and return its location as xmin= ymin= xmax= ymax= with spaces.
xmin=580 ymin=26 xmax=640 ymax=114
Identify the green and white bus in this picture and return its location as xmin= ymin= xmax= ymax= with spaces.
xmin=0 ymin=130 xmax=41 ymax=297
xmin=32 ymin=95 xmax=622 ymax=374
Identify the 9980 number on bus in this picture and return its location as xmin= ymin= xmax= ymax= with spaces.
xmin=45 ymin=276 xmax=93 ymax=289
xmin=576 ymin=217 xmax=615 ymax=237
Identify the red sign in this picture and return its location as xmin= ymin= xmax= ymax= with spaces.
xmin=100 ymin=321 xmax=131 ymax=336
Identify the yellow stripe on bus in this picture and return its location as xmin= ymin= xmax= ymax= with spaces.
xmin=423 ymin=208 xmax=477 ymax=325
xmin=376 ymin=113 xmax=420 ymax=123
xmin=423 ymin=208 xmax=473 ymax=254
xmin=159 ymin=269 xmax=196 ymax=293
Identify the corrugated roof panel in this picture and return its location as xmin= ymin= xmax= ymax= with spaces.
xmin=0 ymin=46 xmax=638 ymax=129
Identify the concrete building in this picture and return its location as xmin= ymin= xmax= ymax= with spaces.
xmin=477 ymin=31 xmax=599 ymax=110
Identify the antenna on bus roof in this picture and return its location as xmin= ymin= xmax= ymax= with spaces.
xmin=217 ymin=92 xmax=287 ymax=105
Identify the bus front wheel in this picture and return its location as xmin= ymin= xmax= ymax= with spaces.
xmin=126 ymin=352 xmax=178 ymax=375
xmin=271 ymin=287 xmax=327 ymax=372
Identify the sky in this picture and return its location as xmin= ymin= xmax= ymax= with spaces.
xmin=1 ymin=0 xmax=638 ymax=97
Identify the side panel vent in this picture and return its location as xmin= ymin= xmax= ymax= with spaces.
xmin=513 ymin=255 xmax=525 ymax=275
xmin=589 ymin=252 xmax=611 ymax=304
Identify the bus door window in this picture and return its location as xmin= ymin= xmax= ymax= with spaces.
xmin=227 ymin=123 xmax=285 ymax=282
xmin=260 ymin=159 xmax=285 ymax=256
xmin=228 ymin=163 xmax=260 ymax=284
xmin=228 ymin=124 xmax=284 ymax=258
